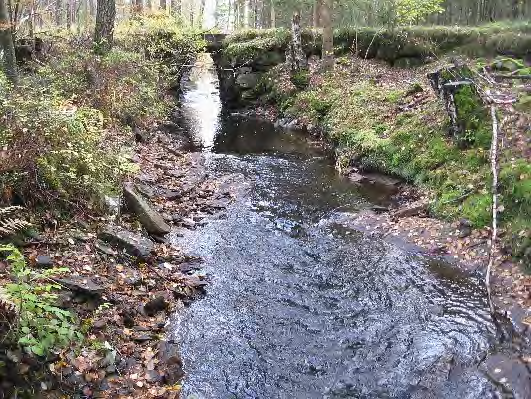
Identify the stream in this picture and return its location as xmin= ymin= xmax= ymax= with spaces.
xmin=169 ymin=54 xmax=530 ymax=398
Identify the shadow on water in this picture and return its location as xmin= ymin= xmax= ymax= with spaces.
xmin=170 ymin=54 xmax=529 ymax=399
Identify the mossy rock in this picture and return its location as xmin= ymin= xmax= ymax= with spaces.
xmin=491 ymin=57 xmax=525 ymax=72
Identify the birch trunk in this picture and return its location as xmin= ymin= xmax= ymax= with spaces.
xmin=287 ymin=11 xmax=307 ymax=72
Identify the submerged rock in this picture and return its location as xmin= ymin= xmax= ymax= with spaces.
xmin=98 ymin=225 xmax=154 ymax=259
xmin=123 ymin=183 xmax=171 ymax=235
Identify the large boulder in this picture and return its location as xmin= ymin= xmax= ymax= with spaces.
xmin=98 ymin=225 xmax=154 ymax=259
xmin=123 ymin=183 xmax=171 ymax=235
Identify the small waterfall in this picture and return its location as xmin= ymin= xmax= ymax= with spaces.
xmin=180 ymin=53 xmax=222 ymax=151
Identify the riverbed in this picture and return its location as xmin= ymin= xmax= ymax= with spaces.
xmin=169 ymin=54 xmax=530 ymax=399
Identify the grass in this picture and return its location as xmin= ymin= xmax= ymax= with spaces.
xmin=253 ymin=55 xmax=530 ymax=262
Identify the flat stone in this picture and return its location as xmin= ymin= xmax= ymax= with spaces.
xmin=98 ymin=225 xmax=154 ymax=259
xmin=123 ymin=183 xmax=171 ymax=235
xmin=54 ymin=276 xmax=104 ymax=296
xmin=35 ymin=255 xmax=53 ymax=268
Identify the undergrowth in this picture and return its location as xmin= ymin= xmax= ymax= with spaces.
xmin=0 ymin=17 xmax=204 ymax=210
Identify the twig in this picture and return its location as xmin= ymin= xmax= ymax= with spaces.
xmin=365 ymin=28 xmax=383 ymax=60
xmin=493 ymin=74 xmax=531 ymax=80
xmin=485 ymin=104 xmax=499 ymax=315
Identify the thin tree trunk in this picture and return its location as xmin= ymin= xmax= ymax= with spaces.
xmin=0 ymin=0 xmax=17 ymax=85
xmin=199 ymin=0 xmax=205 ymax=26
xmin=66 ymin=0 xmax=72 ymax=30
xmin=159 ymin=0 xmax=166 ymax=13
xmin=94 ymin=0 xmax=115 ymax=53
xmin=55 ymin=0 xmax=63 ymax=25
xmin=313 ymin=0 xmax=321 ymax=28
xmin=321 ymin=0 xmax=333 ymax=69
xmin=189 ymin=0 xmax=194 ymax=26
xmin=270 ymin=0 xmax=275 ymax=28
xmin=170 ymin=0 xmax=180 ymax=17
xmin=28 ymin=0 xmax=35 ymax=37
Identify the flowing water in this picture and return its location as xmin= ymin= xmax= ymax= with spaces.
xmin=170 ymin=54 xmax=529 ymax=398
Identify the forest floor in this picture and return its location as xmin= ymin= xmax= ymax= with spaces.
xmin=245 ymin=54 xmax=531 ymax=333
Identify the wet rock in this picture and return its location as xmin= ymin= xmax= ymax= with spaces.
xmin=143 ymin=296 xmax=169 ymax=316
xmin=133 ymin=333 xmax=153 ymax=342
xmin=160 ymin=355 xmax=184 ymax=385
xmin=35 ymin=255 xmax=53 ymax=268
xmin=103 ymin=195 xmax=120 ymax=216
xmin=150 ymin=234 xmax=168 ymax=244
xmin=145 ymin=370 xmax=162 ymax=383
xmin=371 ymin=205 xmax=389 ymax=213
xmin=136 ymin=183 xmax=156 ymax=198
xmin=181 ymin=218 xmax=196 ymax=228
xmin=123 ymin=183 xmax=171 ymax=235
xmin=98 ymin=225 xmax=154 ymax=259
xmin=54 ymin=277 xmax=104 ymax=297
xmin=134 ymin=126 xmax=150 ymax=143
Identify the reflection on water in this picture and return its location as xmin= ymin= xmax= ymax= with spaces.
xmin=181 ymin=53 xmax=222 ymax=150
xmin=171 ymin=54 xmax=528 ymax=399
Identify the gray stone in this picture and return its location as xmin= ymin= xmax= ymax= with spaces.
xmin=123 ymin=183 xmax=171 ymax=235
xmin=98 ymin=225 xmax=154 ymax=259
xmin=235 ymin=72 xmax=260 ymax=90
xmin=54 ymin=276 xmax=104 ymax=296
xmin=95 ymin=240 xmax=118 ymax=256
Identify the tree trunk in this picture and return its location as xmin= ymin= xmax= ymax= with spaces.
xmin=66 ymin=0 xmax=72 ymax=30
xmin=321 ymin=0 xmax=333 ymax=69
xmin=313 ymin=0 xmax=321 ymax=28
xmin=287 ymin=11 xmax=307 ymax=72
xmin=94 ymin=0 xmax=115 ymax=53
xmin=270 ymin=0 xmax=275 ymax=28
xmin=189 ymin=0 xmax=193 ymax=26
xmin=55 ymin=0 xmax=63 ymax=25
xmin=170 ymin=0 xmax=180 ymax=17
xmin=159 ymin=0 xmax=166 ymax=12
xmin=28 ymin=0 xmax=35 ymax=37
xmin=0 ymin=0 xmax=17 ymax=85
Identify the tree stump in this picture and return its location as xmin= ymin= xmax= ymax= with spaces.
xmin=428 ymin=66 xmax=486 ymax=144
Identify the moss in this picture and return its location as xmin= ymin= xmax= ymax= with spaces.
xmin=290 ymin=70 xmax=310 ymax=90
xmin=453 ymin=84 xmax=491 ymax=148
